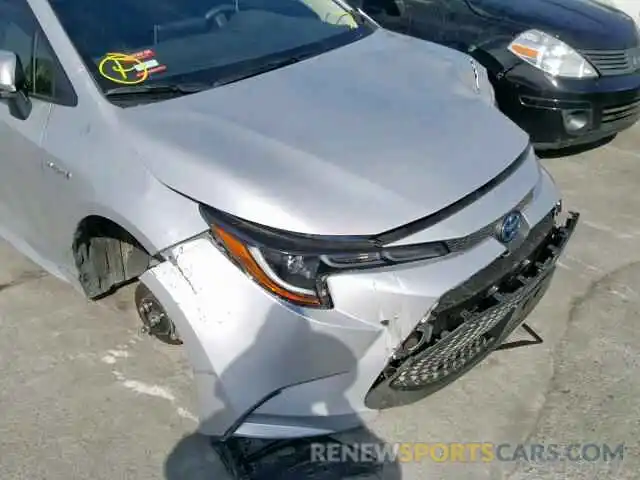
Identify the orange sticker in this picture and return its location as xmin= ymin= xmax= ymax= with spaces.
xmin=131 ymin=49 xmax=155 ymax=60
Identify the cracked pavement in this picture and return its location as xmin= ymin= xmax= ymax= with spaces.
xmin=2 ymin=126 xmax=640 ymax=479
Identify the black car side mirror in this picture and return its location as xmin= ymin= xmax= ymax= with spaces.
xmin=0 ymin=49 xmax=32 ymax=120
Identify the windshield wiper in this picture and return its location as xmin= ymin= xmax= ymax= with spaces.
xmin=211 ymin=55 xmax=313 ymax=88
xmin=105 ymin=82 xmax=210 ymax=98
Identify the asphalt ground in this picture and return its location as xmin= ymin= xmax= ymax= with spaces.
xmin=2 ymin=126 xmax=640 ymax=480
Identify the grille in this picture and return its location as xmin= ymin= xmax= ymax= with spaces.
xmin=365 ymin=212 xmax=578 ymax=409
xmin=438 ymin=209 xmax=555 ymax=312
xmin=444 ymin=189 xmax=534 ymax=253
xmin=580 ymin=48 xmax=640 ymax=76
xmin=370 ymin=208 xmax=558 ymax=394
xmin=602 ymin=98 xmax=640 ymax=124
xmin=389 ymin=215 xmax=556 ymax=391
xmin=389 ymin=272 xmax=546 ymax=390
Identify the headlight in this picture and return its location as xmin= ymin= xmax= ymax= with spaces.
xmin=207 ymin=216 xmax=448 ymax=309
xmin=508 ymin=29 xmax=597 ymax=79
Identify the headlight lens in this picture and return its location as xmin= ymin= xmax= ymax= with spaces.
xmin=210 ymin=223 xmax=448 ymax=309
xmin=508 ymin=29 xmax=597 ymax=79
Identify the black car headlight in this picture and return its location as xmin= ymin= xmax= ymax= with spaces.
xmin=202 ymin=207 xmax=449 ymax=309
xmin=508 ymin=29 xmax=597 ymax=79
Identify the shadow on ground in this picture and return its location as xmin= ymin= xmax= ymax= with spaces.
xmin=163 ymin=305 xmax=402 ymax=480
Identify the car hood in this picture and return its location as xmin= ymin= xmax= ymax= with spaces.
xmin=467 ymin=0 xmax=639 ymax=50
xmin=118 ymin=29 xmax=529 ymax=236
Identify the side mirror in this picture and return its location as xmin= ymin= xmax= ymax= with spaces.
xmin=0 ymin=49 xmax=31 ymax=119
xmin=0 ymin=50 xmax=25 ymax=95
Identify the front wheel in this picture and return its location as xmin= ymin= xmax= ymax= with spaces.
xmin=135 ymin=282 xmax=183 ymax=345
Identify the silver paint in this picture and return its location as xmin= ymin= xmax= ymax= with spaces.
xmin=0 ymin=0 xmax=564 ymax=439
xmin=471 ymin=58 xmax=481 ymax=93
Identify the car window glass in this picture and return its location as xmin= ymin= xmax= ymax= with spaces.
xmin=47 ymin=0 xmax=373 ymax=96
xmin=0 ymin=0 xmax=35 ymax=73
xmin=32 ymin=34 xmax=57 ymax=98
xmin=0 ymin=0 xmax=75 ymax=104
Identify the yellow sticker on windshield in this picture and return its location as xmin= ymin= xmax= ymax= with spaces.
xmin=98 ymin=52 xmax=149 ymax=85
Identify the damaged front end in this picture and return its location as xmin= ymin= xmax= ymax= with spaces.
xmin=366 ymin=208 xmax=579 ymax=409
xmin=134 ymin=198 xmax=579 ymax=441
xmin=137 ymin=229 xmax=385 ymax=440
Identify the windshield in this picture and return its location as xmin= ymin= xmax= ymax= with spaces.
xmin=48 ymin=0 xmax=373 ymax=99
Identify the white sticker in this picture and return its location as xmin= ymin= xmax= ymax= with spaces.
xmin=134 ymin=59 xmax=159 ymax=72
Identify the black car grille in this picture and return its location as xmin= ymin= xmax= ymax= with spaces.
xmin=365 ymin=209 xmax=574 ymax=409
xmin=444 ymin=189 xmax=534 ymax=253
xmin=580 ymin=48 xmax=640 ymax=77
xmin=601 ymin=97 xmax=640 ymax=124
xmin=437 ymin=209 xmax=555 ymax=312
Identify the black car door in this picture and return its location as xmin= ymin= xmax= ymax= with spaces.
xmin=401 ymin=0 xmax=449 ymax=43
xmin=404 ymin=0 xmax=489 ymax=51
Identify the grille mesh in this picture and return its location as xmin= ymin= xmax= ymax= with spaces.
xmin=383 ymin=208 xmax=557 ymax=391
xmin=602 ymin=98 xmax=640 ymax=124
xmin=365 ymin=212 xmax=578 ymax=409
xmin=581 ymin=48 xmax=640 ymax=76
xmin=389 ymin=279 xmax=534 ymax=389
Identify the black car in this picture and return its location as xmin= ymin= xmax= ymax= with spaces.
xmin=351 ymin=0 xmax=640 ymax=150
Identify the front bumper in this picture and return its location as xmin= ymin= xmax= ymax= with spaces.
xmin=496 ymin=63 xmax=640 ymax=150
xmin=365 ymin=210 xmax=579 ymax=409
xmin=140 ymin=169 xmax=577 ymax=440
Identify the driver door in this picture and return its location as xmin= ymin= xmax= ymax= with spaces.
xmin=0 ymin=0 xmax=75 ymax=270
xmin=0 ymin=0 xmax=52 ymax=254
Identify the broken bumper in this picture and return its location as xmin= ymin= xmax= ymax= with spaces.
xmin=140 ymin=195 xmax=578 ymax=440
xmin=365 ymin=210 xmax=579 ymax=409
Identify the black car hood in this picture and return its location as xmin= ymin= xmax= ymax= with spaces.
xmin=467 ymin=0 xmax=640 ymax=50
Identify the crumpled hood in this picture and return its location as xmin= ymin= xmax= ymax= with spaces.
xmin=119 ymin=29 xmax=530 ymax=236
xmin=467 ymin=0 xmax=639 ymax=50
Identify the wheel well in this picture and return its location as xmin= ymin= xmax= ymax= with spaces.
xmin=72 ymin=216 xmax=154 ymax=299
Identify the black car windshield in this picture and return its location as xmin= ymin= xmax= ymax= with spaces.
xmin=48 ymin=0 xmax=373 ymax=99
